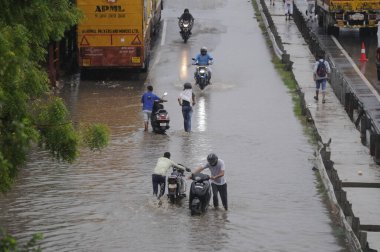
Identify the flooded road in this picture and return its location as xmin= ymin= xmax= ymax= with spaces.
xmin=0 ymin=0 xmax=349 ymax=251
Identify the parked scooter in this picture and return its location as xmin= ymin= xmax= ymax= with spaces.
xmin=167 ymin=165 xmax=192 ymax=203
xmin=178 ymin=18 xmax=193 ymax=43
xmin=151 ymin=92 xmax=170 ymax=134
xmin=192 ymin=58 xmax=213 ymax=90
xmin=189 ymin=173 xmax=211 ymax=215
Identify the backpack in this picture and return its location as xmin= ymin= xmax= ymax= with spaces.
xmin=316 ymin=60 xmax=327 ymax=77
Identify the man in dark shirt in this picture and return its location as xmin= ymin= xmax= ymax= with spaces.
xmin=179 ymin=9 xmax=194 ymax=34
xmin=179 ymin=8 xmax=194 ymax=22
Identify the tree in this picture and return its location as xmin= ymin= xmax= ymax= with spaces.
xmin=0 ymin=229 xmax=43 ymax=252
xmin=0 ymin=0 xmax=110 ymax=193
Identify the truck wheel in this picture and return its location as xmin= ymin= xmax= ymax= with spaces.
xmin=318 ymin=15 xmax=323 ymax=27
xmin=169 ymin=195 xmax=175 ymax=203
xmin=334 ymin=27 xmax=340 ymax=37
xmin=142 ymin=54 xmax=150 ymax=73
xmin=327 ymin=25 xmax=333 ymax=35
xmin=317 ymin=8 xmax=323 ymax=27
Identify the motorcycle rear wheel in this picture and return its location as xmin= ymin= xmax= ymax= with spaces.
xmin=169 ymin=195 xmax=175 ymax=203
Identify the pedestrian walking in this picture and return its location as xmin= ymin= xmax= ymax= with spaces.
xmin=178 ymin=82 xmax=196 ymax=132
xmin=313 ymin=54 xmax=331 ymax=103
xmin=141 ymin=85 xmax=164 ymax=131
xmin=191 ymin=153 xmax=228 ymax=210
xmin=305 ymin=0 xmax=315 ymax=21
xmin=284 ymin=0 xmax=293 ymax=20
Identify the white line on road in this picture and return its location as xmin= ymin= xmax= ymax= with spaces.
xmin=331 ymin=36 xmax=380 ymax=101
xmin=161 ymin=19 xmax=167 ymax=46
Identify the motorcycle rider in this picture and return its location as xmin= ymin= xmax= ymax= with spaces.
xmin=191 ymin=153 xmax=228 ymax=210
xmin=179 ymin=8 xmax=194 ymax=34
xmin=193 ymin=47 xmax=213 ymax=83
xmin=152 ymin=152 xmax=186 ymax=199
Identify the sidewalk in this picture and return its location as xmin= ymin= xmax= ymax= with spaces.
xmin=264 ymin=0 xmax=380 ymax=249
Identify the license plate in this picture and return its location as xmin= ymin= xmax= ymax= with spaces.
xmin=82 ymin=59 xmax=91 ymax=66
xmin=350 ymin=13 xmax=364 ymax=21
xmin=160 ymin=123 xmax=167 ymax=126
xmin=131 ymin=57 xmax=141 ymax=64
xmin=168 ymin=184 xmax=177 ymax=188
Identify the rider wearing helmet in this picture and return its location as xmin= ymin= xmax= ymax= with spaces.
xmin=193 ymin=47 xmax=214 ymax=82
xmin=191 ymin=153 xmax=228 ymax=210
xmin=180 ymin=8 xmax=194 ymax=22
xmin=179 ymin=8 xmax=194 ymax=34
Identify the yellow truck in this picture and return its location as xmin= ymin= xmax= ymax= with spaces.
xmin=316 ymin=0 xmax=380 ymax=35
xmin=76 ymin=0 xmax=162 ymax=71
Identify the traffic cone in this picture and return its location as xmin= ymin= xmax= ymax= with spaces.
xmin=359 ymin=42 xmax=368 ymax=62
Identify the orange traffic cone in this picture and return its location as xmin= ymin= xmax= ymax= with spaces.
xmin=359 ymin=42 xmax=368 ymax=62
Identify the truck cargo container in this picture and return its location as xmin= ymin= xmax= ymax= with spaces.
xmin=76 ymin=0 xmax=162 ymax=72
xmin=316 ymin=0 xmax=380 ymax=35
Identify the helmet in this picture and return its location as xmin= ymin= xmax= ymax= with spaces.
xmin=184 ymin=8 xmax=189 ymax=13
xmin=207 ymin=153 xmax=218 ymax=166
xmin=183 ymin=82 xmax=192 ymax=90
xmin=200 ymin=47 xmax=207 ymax=55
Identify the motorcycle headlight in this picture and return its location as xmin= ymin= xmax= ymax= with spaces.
xmin=200 ymin=69 xmax=206 ymax=74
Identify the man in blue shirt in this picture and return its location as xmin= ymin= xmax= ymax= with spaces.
xmin=141 ymin=85 xmax=162 ymax=131
xmin=193 ymin=47 xmax=213 ymax=82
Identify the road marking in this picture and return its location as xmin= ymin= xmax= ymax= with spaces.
xmin=331 ymin=36 xmax=380 ymax=101
xmin=161 ymin=19 xmax=167 ymax=46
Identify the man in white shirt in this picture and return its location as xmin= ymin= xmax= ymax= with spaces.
xmin=152 ymin=152 xmax=186 ymax=199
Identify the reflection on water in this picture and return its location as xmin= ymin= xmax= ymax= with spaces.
xmin=196 ymin=96 xmax=207 ymax=132
xmin=180 ymin=48 xmax=189 ymax=81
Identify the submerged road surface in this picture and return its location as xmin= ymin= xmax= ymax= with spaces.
xmin=0 ymin=0 xmax=349 ymax=251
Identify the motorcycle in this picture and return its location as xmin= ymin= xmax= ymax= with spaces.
xmin=189 ymin=173 xmax=212 ymax=215
xmin=167 ymin=165 xmax=192 ymax=203
xmin=151 ymin=92 xmax=170 ymax=134
xmin=192 ymin=58 xmax=213 ymax=90
xmin=178 ymin=18 xmax=193 ymax=43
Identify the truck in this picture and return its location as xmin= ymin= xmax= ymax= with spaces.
xmin=315 ymin=0 xmax=380 ymax=36
xmin=76 ymin=0 xmax=162 ymax=73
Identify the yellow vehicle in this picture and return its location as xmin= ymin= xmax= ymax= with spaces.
xmin=316 ymin=0 xmax=380 ymax=35
xmin=76 ymin=0 xmax=162 ymax=71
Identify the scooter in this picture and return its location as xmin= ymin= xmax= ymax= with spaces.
xmin=178 ymin=18 xmax=193 ymax=43
xmin=167 ymin=165 xmax=192 ymax=203
xmin=151 ymin=92 xmax=170 ymax=134
xmin=189 ymin=173 xmax=211 ymax=215
xmin=192 ymin=58 xmax=213 ymax=90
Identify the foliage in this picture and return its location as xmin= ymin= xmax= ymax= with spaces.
xmin=0 ymin=0 xmax=109 ymax=193
xmin=0 ymin=229 xmax=43 ymax=252
xmin=81 ymin=124 xmax=111 ymax=151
